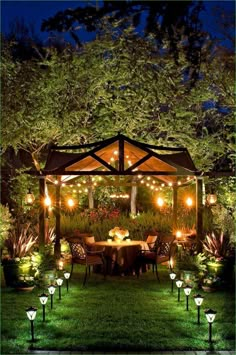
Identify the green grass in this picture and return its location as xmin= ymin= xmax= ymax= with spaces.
xmin=1 ymin=265 xmax=235 ymax=354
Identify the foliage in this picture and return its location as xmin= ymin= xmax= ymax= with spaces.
xmin=41 ymin=1 xmax=206 ymax=81
xmin=176 ymin=250 xmax=207 ymax=274
xmin=0 ymin=204 xmax=14 ymax=248
xmin=202 ymin=230 xmax=234 ymax=261
xmin=4 ymin=222 xmax=38 ymax=259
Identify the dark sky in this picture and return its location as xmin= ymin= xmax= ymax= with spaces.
xmin=1 ymin=1 xmax=235 ymax=46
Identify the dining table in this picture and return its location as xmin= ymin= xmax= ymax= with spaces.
xmin=92 ymin=240 xmax=149 ymax=275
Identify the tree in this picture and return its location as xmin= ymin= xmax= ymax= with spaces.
xmin=41 ymin=0 xmax=206 ymax=83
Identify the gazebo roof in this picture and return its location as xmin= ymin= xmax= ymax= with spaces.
xmin=41 ymin=134 xmax=200 ymax=185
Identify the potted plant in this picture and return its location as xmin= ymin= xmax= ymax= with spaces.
xmin=202 ymin=230 xmax=235 ymax=289
xmin=176 ymin=250 xmax=207 ymax=285
xmin=1 ymin=223 xmax=38 ymax=287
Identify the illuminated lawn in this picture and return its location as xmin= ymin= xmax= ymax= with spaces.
xmin=1 ymin=265 xmax=235 ymax=354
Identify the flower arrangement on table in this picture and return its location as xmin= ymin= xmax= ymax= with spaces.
xmin=108 ymin=227 xmax=129 ymax=242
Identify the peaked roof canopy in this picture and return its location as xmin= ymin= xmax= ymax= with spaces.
xmin=42 ymin=134 xmax=200 ymax=185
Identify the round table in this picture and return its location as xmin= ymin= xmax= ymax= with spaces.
xmin=93 ymin=240 xmax=149 ymax=275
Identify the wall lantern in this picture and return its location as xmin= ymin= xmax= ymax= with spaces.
xmin=206 ymin=194 xmax=217 ymax=205
xmin=157 ymin=197 xmax=164 ymax=207
xmin=186 ymin=197 xmax=193 ymax=207
xmin=25 ymin=189 xmax=35 ymax=205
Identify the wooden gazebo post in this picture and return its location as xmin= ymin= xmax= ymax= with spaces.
xmin=172 ymin=185 xmax=178 ymax=231
xmin=196 ymin=177 xmax=203 ymax=250
xmin=39 ymin=177 xmax=46 ymax=253
xmin=54 ymin=179 xmax=61 ymax=259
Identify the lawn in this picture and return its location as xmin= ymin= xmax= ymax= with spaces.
xmin=1 ymin=265 xmax=235 ymax=354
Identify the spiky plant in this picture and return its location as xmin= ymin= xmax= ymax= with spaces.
xmin=4 ymin=223 xmax=37 ymax=258
xmin=202 ymin=231 xmax=233 ymax=260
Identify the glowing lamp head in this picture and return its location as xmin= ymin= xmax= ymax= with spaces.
xmin=176 ymin=280 xmax=183 ymax=288
xmin=157 ymin=197 xmax=164 ymax=207
xmin=25 ymin=189 xmax=35 ymax=205
xmin=39 ymin=293 xmax=48 ymax=305
xmin=64 ymin=271 xmax=70 ymax=280
xmin=67 ymin=198 xmax=75 ymax=208
xmin=186 ymin=197 xmax=193 ymax=207
xmin=183 ymin=285 xmax=192 ymax=296
xmin=204 ymin=309 xmax=217 ymax=323
xmin=207 ymin=194 xmax=217 ymax=205
xmin=48 ymin=285 xmax=56 ymax=295
xmin=56 ymin=278 xmax=63 ymax=286
xmin=194 ymin=294 xmax=204 ymax=306
xmin=26 ymin=306 xmax=37 ymax=321
xmin=176 ymin=230 xmax=182 ymax=239
xmin=169 ymin=271 xmax=176 ymax=280
xmin=44 ymin=196 xmax=51 ymax=207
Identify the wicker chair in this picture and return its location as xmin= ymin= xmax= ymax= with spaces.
xmin=68 ymin=239 xmax=106 ymax=286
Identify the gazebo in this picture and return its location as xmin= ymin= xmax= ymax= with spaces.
xmin=34 ymin=133 xmax=203 ymax=256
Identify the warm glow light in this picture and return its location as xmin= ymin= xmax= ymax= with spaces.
xmin=138 ymin=175 xmax=142 ymax=179
xmin=169 ymin=257 xmax=174 ymax=269
xmin=168 ymin=182 xmax=172 ymax=186
xmin=77 ymin=183 xmax=81 ymax=187
xmin=67 ymin=198 xmax=75 ymax=208
xmin=161 ymin=183 xmax=165 ymax=187
xmin=44 ymin=196 xmax=51 ymax=207
xmin=186 ymin=197 xmax=193 ymax=207
xmin=110 ymin=157 xmax=115 ymax=162
xmin=147 ymin=177 xmax=151 ymax=180
xmin=54 ymin=180 xmax=58 ymax=185
xmin=58 ymin=260 xmax=64 ymax=270
xmin=178 ymin=181 xmax=181 ymax=185
xmin=157 ymin=197 xmax=164 ymax=207
xmin=114 ymin=150 xmax=118 ymax=155
xmin=176 ymin=230 xmax=182 ymax=239
xmin=206 ymin=194 xmax=217 ymax=205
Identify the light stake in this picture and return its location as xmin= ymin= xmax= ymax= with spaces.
xmin=169 ymin=271 xmax=176 ymax=292
xmin=176 ymin=280 xmax=183 ymax=302
xmin=39 ymin=293 xmax=48 ymax=322
xmin=183 ymin=285 xmax=192 ymax=310
xmin=48 ymin=285 xmax=56 ymax=309
xmin=63 ymin=271 xmax=71 ymax=292
xmin=205 ymin=308 xmax=217 ymax=342
xmin=56 ymin=277 xmax=63 ymax=300
xmin=25 ymin=306 xmax=37 ymax=342
xmin=194 ymin=294 xmax=204 ymax=324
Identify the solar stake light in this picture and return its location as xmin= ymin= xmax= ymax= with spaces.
xmin=183 ymin=285 xmax=192 ymax=310
xmin=176 ymin=279 xmax=183 ymax=302
xmin=56 ymin=277 xmax=63 ymax=300
xmin=169 ymin=271 xmax=176 ymax=292
xmin=26 ymin=306 xmax=37 ymax=342
xmin=194 ymin=294 xmax=204 ymax=324
xmin=48 ymin=285 xmax=56 ymax=309
xmin=63 ymin=271 xmax=71 ymax=292
xmin=39 ymin=293 xmax=48 ymax=322
xmin=204 ymin=308 xmax=217 ymax=342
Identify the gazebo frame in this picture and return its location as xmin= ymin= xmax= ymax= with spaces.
xmin=34 ymin=133 xmax=203 ymax=256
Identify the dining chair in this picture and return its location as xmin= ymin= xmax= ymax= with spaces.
xmin=135 ymin=235 xmax=176 ymax=281
xmin=146 ymin=235 xmax=158 ymax=251
xmin=68 ymin=239 xmax=106 ymax=286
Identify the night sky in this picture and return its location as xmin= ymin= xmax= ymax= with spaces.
xmin=1 ymin=1 xmax=235 ymax=47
